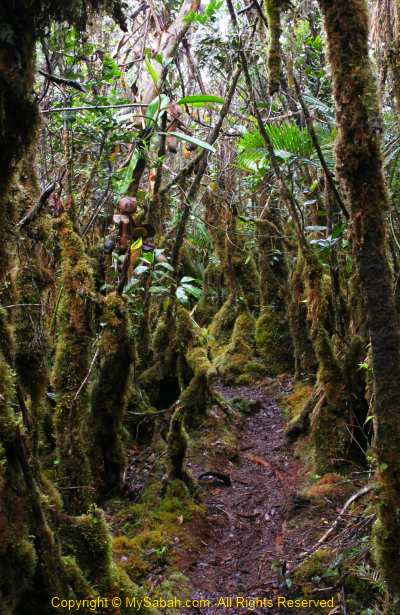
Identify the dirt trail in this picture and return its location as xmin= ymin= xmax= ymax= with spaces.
xmin=180 ymin=383 xmax=302 ymax=614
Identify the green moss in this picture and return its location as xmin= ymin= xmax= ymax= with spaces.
xmin=293 ymin=548 xmax=337 ymax=592
xmin=264 ymin=0 xmax=284 ymax=95
xmin=166 ymin=405 xmax=196 ymax=491
xmin=91 ymin=292 xmax=131 ymax=496
xmin=231 ymin=253 xmax=260 ymax=312
xmin=301 ymin=473 xmax=348 ymax=505
xmin=214 ymin=311 xmax=260 ymax=384
xmin=283 ymin=383 xmax=314 ymax=420
xmin=61 ymin=506 xmax=113 ymax=583
xmin=52 ymin=215 xmax=95 ymax=514
xmin=255 ymin=307 xmax=294 ymax=375
xmin=62 ymin=555 xmax=94 ymax=598
xmin=195 ymin=262 xmax=222 ymax=325
xmin=179 ymin=244 xmax=200 ymax=280
xmin=209 ymin=293 xmax=238 ymax=354
xmin=61 ymin=505 xmax=149 ymax=613
xmin=230 ymin=397 xmax=260 ymax=415
xmin=175 ymin=307 xmax=218 ymax=425
xmin=112 ymin=480 xmax=202 ymax=586
xmin=0 ymin=310 xmax=17 ymax=443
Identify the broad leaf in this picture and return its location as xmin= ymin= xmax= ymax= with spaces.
xmin=164 ymin=132 xmax=216 ymax=153
xmin=177 ymin=94 xmax=224 ymax=106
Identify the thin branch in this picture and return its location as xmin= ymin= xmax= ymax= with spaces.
xmin=17 ymin=182 xmax=56 ymax=228
xmin=300 ymin=484 xmax=374 ymax=558
xmin=291 ymin=72 xmax=349 ymax=220
xmin=225 ymin=0 xmax=309 ymax=255
xmin=41 ymin=102 xmax=150 ymax=114
xmin=73 ymin=346 xmax=100 ymax=401
xmin=39 ymin=69 xmax=86 ymax=93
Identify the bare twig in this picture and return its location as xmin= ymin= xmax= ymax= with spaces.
xmin=17 ymin=182 xmax=56 ymax=228
xmin=300 ymin=485 xmax=374 ymax=558
xmin=73 ymin=346 xmax=100 ymax=401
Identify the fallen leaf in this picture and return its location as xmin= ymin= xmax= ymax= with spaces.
xmin=275 ymin=533 xmax=284 ymax=554
xmin=246 ymin=454 xmax=271 ymax=468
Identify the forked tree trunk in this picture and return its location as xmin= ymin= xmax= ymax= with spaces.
xmin=318 ymin=0 xmax=400 ymax=599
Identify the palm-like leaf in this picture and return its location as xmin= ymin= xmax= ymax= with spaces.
xmin=238 ymin=122 xmax=335 ymax=172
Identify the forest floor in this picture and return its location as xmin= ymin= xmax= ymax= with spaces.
xmin=114 ymin=380 xmax=371 ymax=614
xmin=174 ymin=381 xmax=320 ymax=615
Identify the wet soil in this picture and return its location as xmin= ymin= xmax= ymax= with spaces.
xmin=178 ymin=383 xmax=303 ymax=614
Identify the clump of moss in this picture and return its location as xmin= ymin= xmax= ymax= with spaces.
xmin=231 ymin=253 xmax=260 ymax=312
xmin=284 ymin=383 xmax=314 ymax=420
xmin=91 ymin=292 xmax=132 ymax=496
xmin=208 ymin=292 xmax=237 ymax=352
xmin=214 ymin=310 xmax=261 ymax=384
xmin=230 ymin=397 xmax=261 ymax=415
xmin=61 ymin=505 xmax=149 ymax=614
xmin=256 ymin=307 xmax=294 ymax=375
xmin=176 ymin=306 xmax=217 ymax=424
xmin=293 ymin=548 xmax=337 ymax=593
xmin=301 ymin=473 xmax=348 ymax=505
xmin=166 ymin=405 xmax=196 ymax=491
xmin=195 ymin=262 xmax=223 ymax=326
xmin=283 ymin=382 xmax=315 ymax=442
xmin=112 ymin=480 xmax=202 ymax=583
xmin=52 ymin=215 xmax=95 ymax=514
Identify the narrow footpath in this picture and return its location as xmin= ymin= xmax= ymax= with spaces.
xmin=180 ymin=383 xmax=303 ymax=614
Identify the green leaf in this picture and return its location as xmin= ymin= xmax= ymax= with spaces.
xmin=140 ymin=253 xmax=155 ymax=264
xmin=123 ymin=278 xmax=141 ymax=293
xmin=177 ymin=94 xmax=224 ymax=106
xmin=182 ymin=284 xmax=202 ymax=299
xmin=176 ymin=286 xmax=189 ymax=305
xmin=155 ymin=262 xmax=174 ymax=271
xmin=180 ymin=276 xmax=197 ymax=284
xmin=146 ymin=94 xmax=170 ymax=127
xmin=134 ymin=265 xmax=149 ymax=275
xmin=149 ymin=285 xmax=169 ymax=294
xmin=274 ymin=149 xmax=294 ymax=160
xmin=164 ymin=132 xmax=215 ymax=153
xmin=145 ymin=57 xmax=160 ymax=85
xmin=305 ymin=225 xmax=328 ymax=232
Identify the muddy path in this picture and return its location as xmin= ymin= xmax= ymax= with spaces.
xmin=179 ymin=383 xmax=303 ymax=614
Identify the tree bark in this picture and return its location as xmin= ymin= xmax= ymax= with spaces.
xmin=318 ymin=0 xmax=400 ymax=598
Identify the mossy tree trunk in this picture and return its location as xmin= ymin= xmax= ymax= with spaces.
xmin=91 ymin=292 xmax=131 ymax=497
xmin=288 ymin=251 xmax=316 ymax=378
xmin=52 ymin=216 xmax=95 ymax=514
xmin=255 ymin=198 xmax=294 ymax=374
xmin=264 ymin=0 xmax=284 ymax=95
xmin=318 ymin=0 xmax=400 ymax=598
